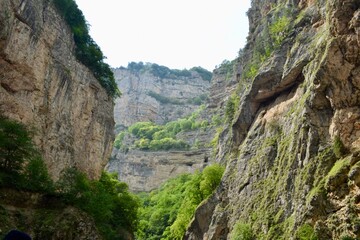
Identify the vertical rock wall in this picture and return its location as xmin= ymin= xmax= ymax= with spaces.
xmin=186 ymin=0 xmax=360 ymax=239
xmin=0 ymin=0 xmax=114 ymax=179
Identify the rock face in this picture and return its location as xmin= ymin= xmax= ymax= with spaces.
xmin=113 ymin=65 xmax=211 ymax=129
xmin=108 ymin=64 xmax=213 ymax=192
xmin=108 ymin=148 xmax=211 ymax=192
xmin=0 ymin=0 xmax=114 ymax=179
xmin=186 ymin=0 xmax=360 ymax=239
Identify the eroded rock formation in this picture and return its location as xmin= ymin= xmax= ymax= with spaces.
xmin=0 ymin=0 xmax=114 ymax=180
xmin=186 ymin=0 xmax=360 ymax=239
xmin=113 ymin=65 xmax=211 ymax=129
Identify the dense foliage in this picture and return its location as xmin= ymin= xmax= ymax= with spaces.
xmin=136 ymin=164 xmax=225 ymax=240
xmin=53 ymin=0 xmax=120 ymax=99
xmin=127 ymin=62 xmax=212 ymax=81
xmin=0 ymin=116 xmax=52 ymax=191
xmin=0 ymin=117 xmax=138 ymax=239
xmin=230 ymin=222 xmax=254 ymax=240
xmin=225 ymin=93 xmax=240 ymax=123
xmin=57 ymin=169 xmax=139 ymax=239
xmin=114 ymin=106 xmax=210 ymax=151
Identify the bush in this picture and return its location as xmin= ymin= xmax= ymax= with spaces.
xmin=56 ymin=170 xmax=140 ymax=239
xmin=230 ymin=222 xmax=254 ymax=240
xmin=333 ymin=135 xmax=347 ymax=158
xmin=225 ymin=94 xmax=240 ymax=123
xmin=269 ymin=15 xmax=290 ymax=48
xmin=147 ymin=91 xmax=182 ymax=105
xmin=23 ymin=157 xmax=54 ymax=192
xmin=295 ymin=224 xmax=318 ymax=240
xmin=0 ymin=117 xmax=36 ymax=175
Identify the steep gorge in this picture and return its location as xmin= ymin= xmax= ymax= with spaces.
xmin=186 ymin=0 xmax=360 ymax=239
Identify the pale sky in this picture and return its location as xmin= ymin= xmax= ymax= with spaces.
xmin=75 ymin=0 xmax=251 ymax=71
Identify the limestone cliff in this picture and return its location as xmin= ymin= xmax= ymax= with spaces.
xmin=0 ymin=0 xmax=114 ymax=179
xmin=108 ymin=63 xmax=213 ymax=192
xmin=186 ymin=0 xmax=360 ymax=239
xmin=113 ymin=63 xmax=211 ymax=129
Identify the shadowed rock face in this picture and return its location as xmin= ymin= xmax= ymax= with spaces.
xmin=186 ymin=0 xmax=360 ymax=239
xmin=0 ymin=0 xmax=114 ymax=180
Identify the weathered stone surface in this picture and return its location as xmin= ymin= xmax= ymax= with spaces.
xmin=109 ymin=65 xmax=214 ymax=192
xmin=0 ymin=0 xmax=114 ymax=180
xmin=186 ymin=0 xmax=360 ymax=239
xmin=108 ymin=148 xmax=211 ymax=192
xmin=113 ymin=67 xmax=210 ymax=128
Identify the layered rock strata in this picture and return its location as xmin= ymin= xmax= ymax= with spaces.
xmin=0 ymin=0 xmax=114 ymax=179
xmin=186 ymin=0 xmax=360 ymax=239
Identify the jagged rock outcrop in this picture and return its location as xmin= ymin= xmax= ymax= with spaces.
xmin=113 ymin=64 xmax=211 ymax=129
xmin=0 ymin=0 xmax=114 ymax=180
xmin=186 ymin=0 xmax=360 ymax=239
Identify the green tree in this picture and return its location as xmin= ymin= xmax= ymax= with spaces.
xmin=0 ymin=117 xmax=36 ymax=175
xmin=23 ymin=157 xmax=54 ymax=192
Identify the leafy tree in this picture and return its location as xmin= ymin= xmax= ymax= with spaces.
xmin=56 ymin=170 xmax=140 ymax=239
xmin=23 ymin=157 xmax=54 ymax=192
xmin=0 ymin=117 xmax=36 ymax=174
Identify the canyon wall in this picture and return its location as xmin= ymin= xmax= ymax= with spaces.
xmin=109 ymin=64 xmax=214 ymax=192
xmin=113 ymin=65 xmax=211 ymax=129
xmin=0 ymin=0 xmax=114 ymax=180
xmin=186 ymin=0 xmax=360 ymax=239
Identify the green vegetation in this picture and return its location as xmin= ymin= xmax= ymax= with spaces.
xmin=241 ymin=10 xmax=291 ymax=81
xmin=147 ymin=91 xmax=208 ymax=106
xmin=0 ymin=116 xmax=51 ymax=191
xmin=190 ymin=66 xmax=213 ymax=81
xmin=225 ymin=94 xmax=240 ymax=123
xmin=136 ymin=164 xmax=225 ymax=240
xmin=53 ymin=0 xmax=120 ymax=99
xmin=333 ymin=135 xmax=347 ymax=158
xmin=217 ymin=59 xmax=235 ymax=80
xmin=115 ymin=107 xmax=210 ymax=151
xmin=114 ymin=132 xmax=125 ymax=149
xmin=127 ymin=62 xmax=212 ymax=81
xmin=0 ymin=117 xmax=139 ymax=239
xmin=295 ymin=224 xmax=318 ymax=240
xmin=230 ymin=222 xmax=254 ymax=240
xmin=187 ymin=94 xmax=208 ymax=105
xmin=147 ymin=91 xmax=182 ymax=105
xmin=56 ymin=169 xmax=139 ymax=239
xmin=269 ymin=15 xmax=291 ymax=48
xmin=0 ymin=117 xmax=36 ymax=175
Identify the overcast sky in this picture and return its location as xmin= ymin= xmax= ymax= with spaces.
xmin=75 ymin=0 xmax=251 ymax=71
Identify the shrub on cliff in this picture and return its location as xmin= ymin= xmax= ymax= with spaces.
xmin=0 ymin=117 xmax=36 ymax=176
xmin=0 ymin=117 xmax=54 ymax=191
xmin=136 ymin=164 xmax=225 ymax=240
xmin=53 ymin=0 xmax=120 ymax=99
